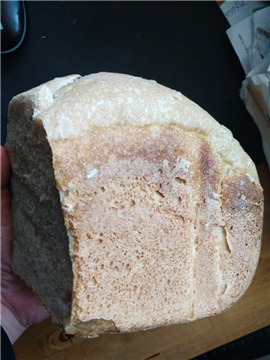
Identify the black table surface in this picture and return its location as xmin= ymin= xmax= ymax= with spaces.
xmin=1 ymin=1 xmax=265 ymax=164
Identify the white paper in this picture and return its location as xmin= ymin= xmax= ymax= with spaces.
xmin=220 ymin=1 xmax=266 ymax=26
xmin=226 ymin=15 xmax=253 ymax=74
xmin=251 ymin=6 xmax=270 ymax=69
xmin=240 ymin=53 xmax=270 ymax=160
xmin=221 ymin=3 xmax=270 ymax=167
xmin=226 ymin=6 xmax=270 ymax=75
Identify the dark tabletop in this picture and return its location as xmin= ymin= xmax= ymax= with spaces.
xmin=1 ymin=1 xmax=265 ymax=164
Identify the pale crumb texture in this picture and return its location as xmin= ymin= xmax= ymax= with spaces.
xmin=6 ymin=73 xmax=264 ymax=336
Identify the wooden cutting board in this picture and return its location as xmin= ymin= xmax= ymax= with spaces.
xmin=14 ymin=162 xmax=270 ymax=360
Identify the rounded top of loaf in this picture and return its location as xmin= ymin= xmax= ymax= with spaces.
xmin=12 ymin=72 xmax=258 ymax=182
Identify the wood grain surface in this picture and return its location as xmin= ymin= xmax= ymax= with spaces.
xmin=13 ymin=163 xmax=270 ymax=360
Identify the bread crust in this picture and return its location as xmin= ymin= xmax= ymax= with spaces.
xmin=7 ymin=73 xmax=263 ymax=336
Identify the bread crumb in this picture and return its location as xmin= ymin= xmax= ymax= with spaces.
xmin=87 ymin=168 xmax=99 ymax=179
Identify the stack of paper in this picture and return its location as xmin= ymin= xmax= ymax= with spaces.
xmin=220 ymin=2 xmax=270 ymax=167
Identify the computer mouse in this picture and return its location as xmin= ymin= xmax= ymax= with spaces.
xmin=1 ymin=0 xmax=27 ymax=54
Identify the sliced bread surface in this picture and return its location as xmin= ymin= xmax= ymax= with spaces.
xmin=6 ymin=73 xmax=263 ymax=336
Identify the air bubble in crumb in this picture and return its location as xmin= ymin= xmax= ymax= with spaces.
xmin=154 ymin=190 xmax=165 ymax=200
xmin=175 ymin=177 xmax=186 ymax=185
xmin=130 ymin=200 xmax=136 ymax=206
xmin=95 ymin=238 xmax=103 ymax=245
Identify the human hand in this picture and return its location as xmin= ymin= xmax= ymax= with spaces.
xmin=1 ymin=146 xmax=50 ymax=344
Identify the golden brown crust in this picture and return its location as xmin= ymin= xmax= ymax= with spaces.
xmin=16 ymin=73 xmax=259 ymax=182
xmin=65 ymin=318 xmax=119 ymax=337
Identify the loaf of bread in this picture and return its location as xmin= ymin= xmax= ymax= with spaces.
xmin=6 ymin=73 xmax=263 ymax=337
